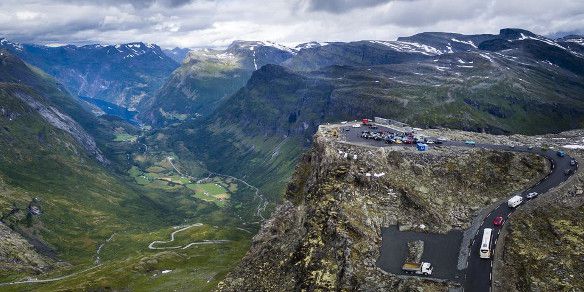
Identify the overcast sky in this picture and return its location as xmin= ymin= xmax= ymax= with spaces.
xmin=1 ymin=0 xmax=583 ymax=48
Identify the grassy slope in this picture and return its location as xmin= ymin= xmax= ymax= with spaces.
xmin=0 ymin=52 xmax=254 ymax=290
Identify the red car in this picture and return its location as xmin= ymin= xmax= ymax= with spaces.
xmin=493 ymin=216 xmax=504 ymax=226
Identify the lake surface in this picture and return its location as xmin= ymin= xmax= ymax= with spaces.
xmin=80 ymin=96 xmax=139 ymax=124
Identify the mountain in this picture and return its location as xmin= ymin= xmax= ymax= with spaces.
xmin=0 ymin=50 xmax=254 ymax=290
xmin=163 ymin=47 xmax=191 ymax=63
xmin=0 ymin=39 xmax=179 ymax=110
xmin=0 ymin=49 xmax=140 ymax=277
xmin=139 ymin=41 xmax=296 ymax=125
xmin=217 ymin=125 xmax=550 ymax=290
xmin=146 ymin=28 xmax=584 ymax=203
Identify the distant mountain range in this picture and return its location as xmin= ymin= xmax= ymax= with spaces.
xmin=1 ymin=27 xmax=584 ymax=290
xmin=143 ymin=28 xmax=584 ymax=196
xmin=2 ymin=28 xmax=584 ymax=193
xmin=0 ymin=39 xmax=179 ymax=110
xmin=163 ymin=47 xmax=192 ymax=63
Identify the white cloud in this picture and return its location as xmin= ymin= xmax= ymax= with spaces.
xmin=15 ymin=10 xmax=41 ymax=21
xmin=0 ymin=0 xmax=582 ymax=48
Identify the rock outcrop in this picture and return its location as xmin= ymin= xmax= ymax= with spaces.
xmin=13 ymin=89 xmax=107 ymax=164
xmin=218 ymin=126 xmax=548 ymax=291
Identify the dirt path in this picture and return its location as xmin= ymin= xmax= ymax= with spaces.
xmin=0 ymin=265 xmax=102 ymax=287
xmin=148 ymin=223 xmax=230 ymax=250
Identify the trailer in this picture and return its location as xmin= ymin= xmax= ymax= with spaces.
xmin=507 ymin=195 xmax=523 ymax=208
xmin=402 ymin=262 xmax=433 ymax=276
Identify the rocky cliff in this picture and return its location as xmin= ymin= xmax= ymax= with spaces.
xmin=493 ymin=130 xmax=584 ymax=292
xmin=218 ymin=125 xmax=548 ymax=291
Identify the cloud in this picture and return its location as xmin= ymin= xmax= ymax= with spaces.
xmin=58 ymin=0 xmax=196 ymax=8
xmin=0 ymin=0 xmax=582 ymax=48
xmin=303 ymin=0 xmax=391 ymax=13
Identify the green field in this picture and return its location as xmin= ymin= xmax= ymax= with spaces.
xmin=114 ymin=133 xmax=138 ymax=142
xmin=190 ymin=182 xmax=231 ymax=207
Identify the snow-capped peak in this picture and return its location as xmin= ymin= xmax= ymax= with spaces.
xmin=295 ymin=41 xmax=330 ymax=50
xmin=228 ymin=40 xmax=297 ymax=54
xmin=0 ymin=38 xmax=24 ymax=51
xmin=559 ymin=35 xmax=584 ymax=46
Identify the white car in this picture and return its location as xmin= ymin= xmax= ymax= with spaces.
xmin=352 ymin=124 xmax=361 ymax=128
xmin=526 ymin=192 xmax=539 ymax=199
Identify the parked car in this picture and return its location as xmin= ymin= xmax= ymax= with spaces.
xmin=493 ymin=216 xmax=504 ymax=226
xmin=571 ymin=159 xmax=577 ymax=166
xmin=526 ymin=192 xmax=538 ymax=199
xmin=564 ymin=168 xmax=574 ymax=176
xmin=465 ymin=140 xmax=476 ymax=146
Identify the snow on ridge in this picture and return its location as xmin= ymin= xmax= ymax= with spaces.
xmin=451 ymin=38 xmax=477 ymax=48
xmin=369 ymin=40 xmax=444 ymax=56
xmin=296 ymin=42 xmax=327 ymax=50
xmin=516 ymin=33 xmax=566 ymax=50
xmin=0 ymin=38 xmax=23 ymax=51
xmin=233 ymin=40 xmax=296 ymax=54
xmin=562 ymin=37 xmax=584 ymax=46
xmin=479 ymin=53 xmax=494 ymax=63
xmin=259 ymin=41 xmax=296 ymax=54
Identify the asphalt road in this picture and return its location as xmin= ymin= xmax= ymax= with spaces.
xmin=377 ymin=226 xmax=463 ymax=280
xmin=338 ymin=123 xmax=578 ymax=292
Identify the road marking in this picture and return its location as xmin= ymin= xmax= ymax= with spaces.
xmin=490 ymin=272 xmax=492 ymax=281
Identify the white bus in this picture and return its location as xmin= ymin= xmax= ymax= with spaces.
xmin=480 ymin=228 xmax=493 ymax=259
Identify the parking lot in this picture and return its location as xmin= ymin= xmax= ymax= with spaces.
xmin=376 ymin=226 xmax=463 ymax=280
xmin=339 ymin=122 xmax=439 ymax=149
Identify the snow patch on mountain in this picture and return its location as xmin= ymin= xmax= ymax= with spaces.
xmin=231 ymin=40 xmax=296 ymax=54
xmin=479 ymin=53 xmax=495 ymax=63
xmin=451 ymin=38 xmax=477 ymax=48
xmin=516 ymin=33 xmax=566 ymax=50
xmin=295 ymin=42 xmax=330 ymax=50
xmin=369 ymin=40 xmax=444 ymax=55
xmin=0 ymin=38 xmax=23 ymax=51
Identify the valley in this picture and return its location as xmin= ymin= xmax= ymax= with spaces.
xmin=1 ymin=23 xmax=584 ymax=291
